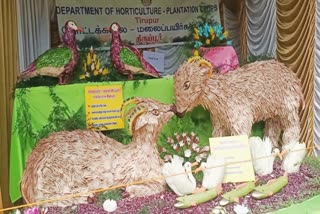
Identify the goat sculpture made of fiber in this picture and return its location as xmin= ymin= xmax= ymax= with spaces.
xmin=173 ymin=59 xmax=304 ymax=148
xmin=21 ymin=98 xmax=175 ymax=207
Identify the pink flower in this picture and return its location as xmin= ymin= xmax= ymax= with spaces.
xmin=182 ymin=132 xmax=187 ymax=137
xmin=24 ymin=207 xmax=39 ymax=214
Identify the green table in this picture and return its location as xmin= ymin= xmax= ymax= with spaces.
xmin=273 ymin=195 xmax=320 ymax=214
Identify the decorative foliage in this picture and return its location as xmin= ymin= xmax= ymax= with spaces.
xmin=109 ymin=22 xmax=160 ymax=79
xmin=36 ymin=87 xmax=73 ymax=139
xmin=120 ymin=48 xmax=143 ymax=68
xmin=15 ymin=76 xmax=58 ymax=88
xmin=192 ymin=23 xmax=232 ymax=51
xmin=158 ymin=132 xmax=210 ymax=164
xmin=245 ymin=53 xmax=275 ymax=65
xmin=97 ymin=189 xmax=123 ymax=205
xmin=14 ymin=87 xmax=86 ymax=149
xmin=16 ymin=49 xmax=154 ymax=87
xmin=35 ymin=47 xmax=72 ymax=70
xmin=13 ymin=89 xmax=38 ymax=153
xmin=79 ymin=46 xmax=109 ymax=80
xmin=182 ymin=4 xmax=233 ymax=58
xmin=16 ymin=158 xmax=320 ymax=213
xmin=18 ymin=20 xmax=82 ymax=85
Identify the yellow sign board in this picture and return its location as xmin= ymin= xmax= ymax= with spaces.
xmin=209 ymin=135 xmax=255 ymax=183
xmin=85 ymin=85 xmax=124 ymax=130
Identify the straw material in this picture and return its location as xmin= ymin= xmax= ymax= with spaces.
xmin=174 ymin=59 xmax=304 ymax=148
xmin=21 ymin=98 xmax=174 ymax=207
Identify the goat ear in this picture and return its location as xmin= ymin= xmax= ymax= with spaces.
xmin=199 ymin=65 xmax=213 ymax=78
xmin=133 ymin=117 xmax=147 ymax=132
xmin=187 ymin=56 xmax=213 ymax=78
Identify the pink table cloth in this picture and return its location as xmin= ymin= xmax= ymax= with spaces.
xmin=200 ymin=46 xmax=239 ymax=74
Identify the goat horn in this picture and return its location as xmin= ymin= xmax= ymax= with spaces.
xmin=187 ymin=56 xmax=213 ymax=78
xmin=198 ymin=59 xmax=213 ymax=78
xmin=121 ymin=97 xmax=139 ymax=120
xmin=187 ymin=56 xmax=202 ymax=63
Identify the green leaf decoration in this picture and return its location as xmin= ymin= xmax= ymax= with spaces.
xmin=120 ymin=47 xmax=143 ymax=68
xmin=252 ymin=174 xmax=288 ymax=199
xmin=97 ymin=189 xmax=123 ymax=205
xmin=175 ymin=188 xmax=219 ymax=209
xmin=36 ymin=87 xmax=86 ymax=140
xmin=36 ymin=47 xmax=72 ymax=70
xmin=14 ymin=89 xmax=37 ymax=154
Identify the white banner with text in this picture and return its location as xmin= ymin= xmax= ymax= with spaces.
xmin=55 ymin=0 xmax=220 ymax=47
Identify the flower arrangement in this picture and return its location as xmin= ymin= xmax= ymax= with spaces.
xmin=158 ymin=132 xmax=210 ymax=164
xmin=80 ymin=46 xmax=109 ymax=80
xmin=192 ymin=23 xmax=233 ymax=56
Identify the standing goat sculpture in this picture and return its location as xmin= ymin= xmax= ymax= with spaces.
xmin=173 ymin=59 xmax=304 ymax=148
xmin=21 ymin=98 xmax=175 ymax=207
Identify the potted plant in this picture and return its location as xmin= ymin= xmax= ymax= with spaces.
xmin=191 ymin=22 xmax=239 ymax=74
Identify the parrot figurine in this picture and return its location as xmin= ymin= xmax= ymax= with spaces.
xmin=109 ymin=22 xmax=160 ymax=79
xmin=18 ymin=20 xmax=83 ymax=84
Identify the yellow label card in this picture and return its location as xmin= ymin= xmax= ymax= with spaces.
xmin=209 ymin=135 xmax=255 ymax=183
xmin=85 ymin=85 xmax=124 ymax=131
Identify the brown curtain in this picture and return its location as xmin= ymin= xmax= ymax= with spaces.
xmin=276 ymin=0 xmax=315 ymax=155
xmin=0 ymin=187 xmax=2 ymax=213
xmin=0 ymin=0 xmax=18 ymax=211
xmin=239 ymin=0 xmax=247 ymax=63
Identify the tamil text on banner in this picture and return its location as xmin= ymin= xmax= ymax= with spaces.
xmin=55 ymin=0 xmax=220 ymax=47
xmin=85 ymin=85 xmax=124 ymax=130
xmin=209 ymin=135 xmax=255 ymax=183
